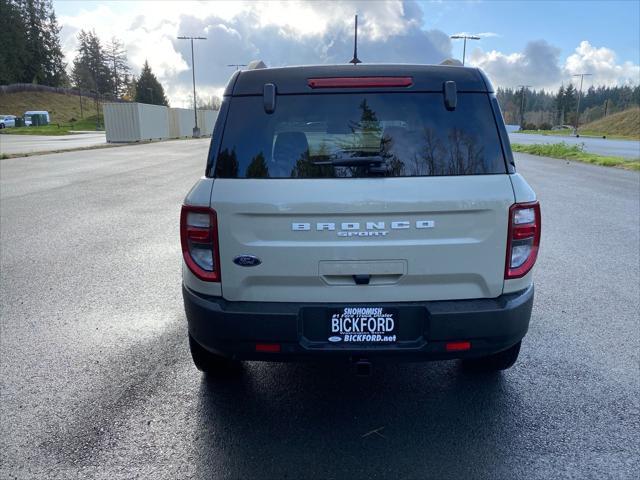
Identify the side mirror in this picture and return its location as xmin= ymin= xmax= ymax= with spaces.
xmin=263 ymin=83 xmax=276 ymax=114
xmin=443 ymin=81 xmax=457 ymax=111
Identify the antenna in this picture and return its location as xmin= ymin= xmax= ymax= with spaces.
xmin=349 ymin=14 xmax=361 ymax=65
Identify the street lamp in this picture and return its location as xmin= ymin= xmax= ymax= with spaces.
xmin=177 ymin=35 xmax=207 ymax=138
xmin=450 ymin=34 xmax=480 ymax=66
xmin=572 ymin=73 xmax=592 ymax=135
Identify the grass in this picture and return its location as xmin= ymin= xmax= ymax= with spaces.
xmin=0 ymin=115 xmax=103 ymax=135
xmin=514 ymin=129 xmax=637 ymax=141
xmin=513 ymin=107 xmax=640 ymax=140
xmin=512 ymin=142 xmax=640 ymax=171
xmin=0 ymin=90 xmax=102 ymax=120
xmin=581 ymin=107 xmax=640 ymax=139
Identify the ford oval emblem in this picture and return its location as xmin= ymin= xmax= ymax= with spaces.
xmin=328 ymin=336 xmax=342 ymax=343
xmin=233 ymin=255 xmax=261 ymax=267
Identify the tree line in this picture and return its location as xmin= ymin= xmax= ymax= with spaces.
xmin=71 ymin=29 xmax=168 ymax=106
xmin=0 ymin=0 xmax=169 ymax=106
xmin=0 ymin=0 xmax=67 ymax=86
xmin=496 ymin=84 xmax=640 ymax=129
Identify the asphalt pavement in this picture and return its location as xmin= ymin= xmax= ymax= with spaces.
xmin=1 ymin=140 xmax=638 ymax=479
xmin=509 ymin=132 xmax=640 ymax=159
xmin=0 ymin=132 xmax=106 ymax=155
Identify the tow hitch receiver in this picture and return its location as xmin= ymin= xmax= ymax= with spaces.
xmin=353 ymin=358 xmax=372 ymax=377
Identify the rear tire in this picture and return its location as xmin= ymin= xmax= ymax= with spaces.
xmin=462 ymin=341 xmax=521 ymax=372
xmin=189 ymin=334 xmax=242 ymax=376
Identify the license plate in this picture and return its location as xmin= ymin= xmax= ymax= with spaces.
xmin=328 ymin=307 xmax=397 ymax=344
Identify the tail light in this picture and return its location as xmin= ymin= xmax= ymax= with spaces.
xmin=505 ymin=201 xmax=541 ymax=279
xmin=180 ymin=205 xmax=220 ymax=282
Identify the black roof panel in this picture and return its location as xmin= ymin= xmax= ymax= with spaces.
xmin=226 ymin=64 xmax=493 ymax=96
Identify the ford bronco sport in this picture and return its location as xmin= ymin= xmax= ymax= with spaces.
xmin=181 ymin=64 xmax=540 ymax=375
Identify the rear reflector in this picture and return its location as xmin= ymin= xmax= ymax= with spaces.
xmin=307 ymin=77 xmax=413 ymax=89
xmin=255 ymin=343 xmax=281 ymax=353
xmin=446 ymin=341 xmax=472 ymax=352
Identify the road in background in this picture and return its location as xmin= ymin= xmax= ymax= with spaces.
xmin=0 ymin=132 xmax=106 ymax=155
xmin=1 ymin=142 xmax=638 ymax=479
xmin=509 ymin=132 xmax=640 ymax=159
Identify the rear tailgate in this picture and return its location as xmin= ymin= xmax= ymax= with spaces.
xmin=210 ymin=86 xmax=513 ymax=303
xmin=213 ymin=175 xmax=513 ymax=302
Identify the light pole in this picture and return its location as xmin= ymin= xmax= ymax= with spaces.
xmin=178 ymin=35 xmax=207 ymax=137
xmin=79 ymin=88 xmax=83 ymax=119
xmin=227 ymin=64 xmax=247 ymax=71
xmin=146 ymin=87 xmax=153 ymax=104
xmin=517 ymin=85 xmax=532 ymax=130
xmin=450 ymin=34 xmax=480 ymax=66
xmin=572 ymin=73 xmax=592 ymax=135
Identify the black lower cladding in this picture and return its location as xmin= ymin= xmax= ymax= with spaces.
xmin=183 ymin=284 xmax=534 ymax=361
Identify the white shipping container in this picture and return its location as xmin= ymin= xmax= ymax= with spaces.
xmin=197 ymin=110 xmax=218 ymax=136
xmin=103 ymin=103 xmax=169 ymax=143
xmin=168 ymin=108 xmax=194 ymax=138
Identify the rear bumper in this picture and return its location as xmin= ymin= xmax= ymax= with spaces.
xmin=183 ymin=284 xmax=534 ymax=362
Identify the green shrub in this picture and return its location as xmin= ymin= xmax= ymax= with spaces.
xmin=511 ymin=142 xmax=639 ymax=170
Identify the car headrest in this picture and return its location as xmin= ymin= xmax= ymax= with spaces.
xmin=381 ymin=126 xmax=420 ymax=159
xmin=382 ymin=126 xmax=409 ymax=140
xmin=273 ymin=131 xmax=309 ymax=165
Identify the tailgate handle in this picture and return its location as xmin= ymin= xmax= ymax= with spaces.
xmin=353 ymin=274 xmax=371 ymax=285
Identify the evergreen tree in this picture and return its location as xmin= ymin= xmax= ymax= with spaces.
xmin=105 ymin=37 xmax=131 ymax=97
xmin=0 ymin=0 xmax=67 ymax=86
xmin=134 ymin=61 xmax=169 ymax=106
xmin=22 ymin=0 xmax=44 ymax=83
xmin=245 ymin=152 xmax=269 ymax=178
xmin=71 ymin=30 xmax=113 ymax=94
xmin=563 ymin=83 xmax=578 ymax=125
xmin=0 ymin=0 xmax=28 ymax=84
xmin=42 ymin=7 xmax=68 ymax=86
xmin=554 ymin=85 xmax=565 ymax=124
xmin=121 ymin=74 xmax=137 ymax=101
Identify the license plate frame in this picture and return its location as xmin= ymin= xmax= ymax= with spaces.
xmin=327 ymin=306 xmax=397 ymax=344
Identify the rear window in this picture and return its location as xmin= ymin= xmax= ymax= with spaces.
xmin=214 ymin=92 xmax=506 ymax=178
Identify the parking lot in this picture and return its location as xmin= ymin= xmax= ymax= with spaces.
xmin=1 ymin=139 xmax=638 ymax=479
xmin=0 ymin=132 xmax=107 ymax=156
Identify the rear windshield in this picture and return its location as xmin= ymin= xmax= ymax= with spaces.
xmin=214 ymin=93 xmax=506 ymax=178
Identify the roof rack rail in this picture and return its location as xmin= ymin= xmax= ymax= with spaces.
xmin=440 ymin=58 xmax=463 ymax=66
xmin=246 ymin=60 xmax=267 ymax=70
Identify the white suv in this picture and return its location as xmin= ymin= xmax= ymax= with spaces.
xmin=181 ymin=64 xmax=540 ymax=375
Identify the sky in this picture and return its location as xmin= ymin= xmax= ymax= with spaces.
xmin=53 ymin=0 xmax=640 ymax=108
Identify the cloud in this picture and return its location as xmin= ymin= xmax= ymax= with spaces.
xmin=168 ymin=6 xmax=451 ymax=105
xmin=57 ymin=0 xmax=453 ymax=106
xmin=469 ymin=40 xmax=563 ymax=89
xmin=565 ymin=41 xmax=640 ymax=86
xmin=56 ymin=1 xmax=639 ymax=104
xmin=469 ymin=40 xmax=640 ymax=90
